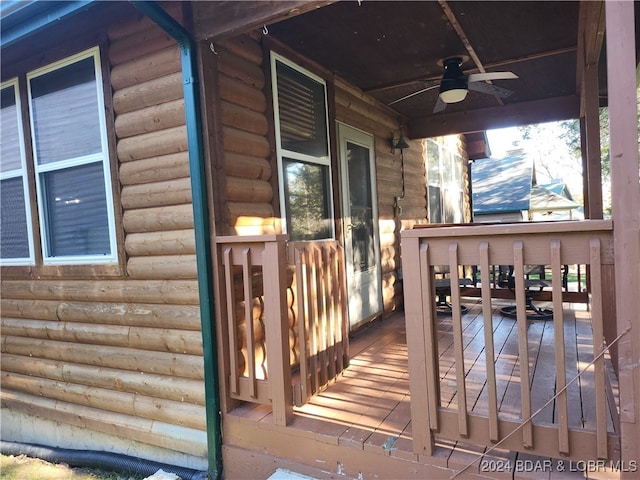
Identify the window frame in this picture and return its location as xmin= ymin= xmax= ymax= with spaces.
xmin=270 ymin=52 xmax=335 ymax=241
xmin=0 ymin=78 xmax=35 ymax=265
xmin=25 ymin=46 xmax=118 ymax=266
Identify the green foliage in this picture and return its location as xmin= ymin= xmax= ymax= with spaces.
xmin=557 ymin=109 xmax=611 ymax=181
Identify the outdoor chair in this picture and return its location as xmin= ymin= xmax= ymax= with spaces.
xmin=434 ymin=266 xmax=475 ymax=316
xmin=498 ymin=265 xmax=553 ymax=320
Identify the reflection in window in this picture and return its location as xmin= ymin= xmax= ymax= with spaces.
xmin=272 ymin=53 xmax=333 ymax=240
xmin=284 ymin=159 xmax=331 ymax=241
xmin=427 ymin=138 xmax=465 ymax=224
xmin=347 ymin=142 xmax=374 ymax=273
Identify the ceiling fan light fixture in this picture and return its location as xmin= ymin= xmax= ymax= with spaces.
xmin=439 ymin=88 xmax=468 ymax=103
xmin=438 ymin=57 xmax=469 ymax=103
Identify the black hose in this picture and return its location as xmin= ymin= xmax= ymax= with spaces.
xmin=0 ymin=441 xmax=209 ymax=480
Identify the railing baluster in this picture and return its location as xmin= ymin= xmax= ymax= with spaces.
xmin=241 ymin=248 xmax=257 ymax=398
xmin=223 ymin=248 xmax=239 ymax=395
xmin=513 ymin=241 xmax=533 ymax=448
xmin=320 ymin=246 xmax=333 ymax=382
xmin=314 ymin=247 xmax=328 ymax=387
xmin=294 ymin=246 xmax=310 ymax=405
xmin=338 ymin=244 xmax=349 ymax=366
xmin=326 ymin=245 xmax=337 ymax=380
xmin=420 ymin=243 xmax=440 ymax=432
xmin=590 ymin=238 xmax=608 ymax=459
xmin=551 ymin=240 xmax=569 ymax=454
xmin=308 ymin=246 xmax=320 ymax=391
xmin=330 ymin=245 xmax=342 ymax=373
xmin=449 ymin=243 xmax=468 ymax=437
xmin=479 ymin=242 xmax=499 ymax=442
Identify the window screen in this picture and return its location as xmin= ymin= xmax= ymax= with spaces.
xmin=1 ymin=82 xmax=33 ymax=263
xmin=27 ymin=48 xmax=116 ymax=264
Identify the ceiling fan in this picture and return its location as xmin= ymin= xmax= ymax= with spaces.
xmin=389 ymin=56 xmax=518 ymax=113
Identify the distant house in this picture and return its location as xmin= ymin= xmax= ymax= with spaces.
xmin=471 ymin=152 xmax=581 ymax=222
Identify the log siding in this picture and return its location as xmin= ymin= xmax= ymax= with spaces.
xmin=1 ymin=11 xmax=466 ymax=470
xmin=0 ymin=5 xmax=207 ymax=463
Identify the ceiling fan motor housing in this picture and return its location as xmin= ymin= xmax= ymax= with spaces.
xmin=439 ymin=57 xmax=468 ymax=103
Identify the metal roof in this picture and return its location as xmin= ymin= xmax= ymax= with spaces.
xmin=471 ymin=154 xmax=533 ymax=215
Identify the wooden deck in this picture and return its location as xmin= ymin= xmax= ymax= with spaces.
xmin=223 ymin=302 xmax=620 ymax=479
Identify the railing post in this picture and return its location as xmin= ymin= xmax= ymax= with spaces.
xmin=402 ymin=234 xmax=434 ymax=456
xmin=263 ymin=238 xmax=294 ymax=425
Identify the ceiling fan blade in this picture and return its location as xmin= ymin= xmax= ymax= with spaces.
xmin=433 ymin=96 xmax=447 ymax=113
xmin=468 ymin=72 xmax=518 ymax=83
xmin=388 ymin=84 xmax=439 ymax=106
xmin=468 ymin=81 xmax=514 ymax=98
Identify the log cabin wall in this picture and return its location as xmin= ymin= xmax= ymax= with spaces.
xmin=211 ymin=32 xmax=429 ymax=316
xmin=0 ymin=4 xmax=208 ymax=469
xmin=215 ymin=34 xmax=276 ymax=236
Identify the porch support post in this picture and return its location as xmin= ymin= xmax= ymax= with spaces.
xmin=582 ymin=64 xmax=603 ymax=219
xmin=605 ymin=1 xmax=640 ymax=474
xmin=580 ymin=119 xmax=590 ymax=218
xmin=578 ymin=0 xmax=605 ymax=219
xmin=262 ymin=237 xmax=294 ymax=426
xmin=402 ymin=234 xmax=435 ymax=456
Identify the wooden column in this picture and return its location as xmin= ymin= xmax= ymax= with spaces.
xmin=580 ymin=119 xmax=590 ymax=218
xmin=605 ymin=1 xmax=640 ymax=475
xmin=583 ymin=64 xmax=603 ymax=219
xmin=401 ymin=235 xmax=435 ymax=456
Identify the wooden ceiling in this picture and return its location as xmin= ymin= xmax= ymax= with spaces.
xmin=196 ymin=1 xmax=639 ymax=139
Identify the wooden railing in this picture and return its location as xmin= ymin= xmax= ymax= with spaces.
xmin=215 ymin=236 xmax=348 ymax=424
xmin=216 ymin=235 xmax=293 ymax=425
xmin=401 ymin=220 xmax=619 ymax=461
xmin=288 ymin=241 xmax=349 ymax=406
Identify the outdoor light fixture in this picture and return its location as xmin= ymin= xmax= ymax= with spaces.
xmin=439 ymin=85 xmax=468 ymax=103
xmin=390 ymin=127 xmax=410 ymax=153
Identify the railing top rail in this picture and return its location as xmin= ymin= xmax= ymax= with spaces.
xmin=214 ymin=234 xmax=289 ymax=244
xmin=402 ymin=219 xmax=613 ymax=240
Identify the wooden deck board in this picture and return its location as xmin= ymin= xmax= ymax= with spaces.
xmin=227 ymin=306 xmax=618 ymax=475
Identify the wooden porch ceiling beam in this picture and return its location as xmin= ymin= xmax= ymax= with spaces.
xmin=576 ymin=0 xmax=605 ymax=106
xmin=577 ymin=1 xmax=605 ymax=219
xmin=437 ymin=0 xmax=504 ymax=107
xmin=192 ymin=1 xmax=335 ymax=41
xmin=408 ymin=95 xmax=579 ymax=139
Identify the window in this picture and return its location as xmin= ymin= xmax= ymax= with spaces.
xmin=427 ymin=137 xmax=465 ymax=224
xmin=1 ymin=80 xmax=34 ymax=264
xmin=0 ymin=47 xmax=117 ymax=266
xmin=271 ymin=54 xmax=334 ymax=241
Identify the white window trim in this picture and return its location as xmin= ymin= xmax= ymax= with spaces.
xmin=0 ymin=78 xmax=35 ymax=265
xmin=26 ymin=46 xmax=117 ymax=265
xmin=270 ymin=52 xmax=335 ymax=239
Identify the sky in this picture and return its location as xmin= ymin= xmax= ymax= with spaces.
xmin=486 ymin=127 xmax=522 ymax=158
